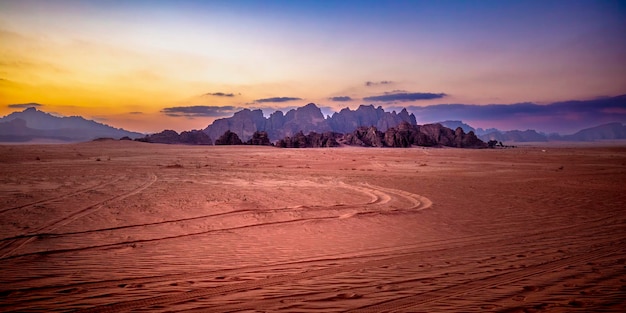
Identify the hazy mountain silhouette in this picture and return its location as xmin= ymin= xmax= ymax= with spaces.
xmin=559 ymin=122 xmax=626 ymax=141
xmin=0 ymin=107 xmax=143 ymax=142
xmin=442 ymin=121 xmax=626 ymax=143
xmin=480 ymin=129 xmax=549 ymax=142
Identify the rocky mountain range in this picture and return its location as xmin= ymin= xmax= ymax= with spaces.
xmin=204 ymin=103 xmax=416 ymax=142
xmin=3 ymin=104 xmax=624 ymax=145
xmin=0 ymin=107 xmax=143 ymax=142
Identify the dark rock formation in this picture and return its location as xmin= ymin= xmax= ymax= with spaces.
xmin=246 ymin=131 xmax=272 ymax=145
xmin=179 ymin=130 xmax=213 ymax=145
xmin=344 ymin=126 xmax=385 ymax=147
xmin=276 ymin=131 xmax=341 ymax=148
xmin=215 ymin=130 xmax=243 ymax=145
xmin=136 ymin=130 xmax=212 ymax=145
xmin=343 ymin=122 xmax=486 ymax=148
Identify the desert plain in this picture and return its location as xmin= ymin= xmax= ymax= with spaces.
xmin=0 ymin=141 xmax=625 ymax=312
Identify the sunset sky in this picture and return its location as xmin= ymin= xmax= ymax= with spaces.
xmin=1 ymin=0 xmax=625 ymax=133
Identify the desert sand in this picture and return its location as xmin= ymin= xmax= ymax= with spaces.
xmin=0 ymin=141 xmax=624 ymax=312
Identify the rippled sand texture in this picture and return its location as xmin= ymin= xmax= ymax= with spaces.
xmin=1 ymin=141 xmax=625 ymax=312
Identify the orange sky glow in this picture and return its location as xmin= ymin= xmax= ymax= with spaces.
xmin=1 ymin=1 xmax=625 ymax=133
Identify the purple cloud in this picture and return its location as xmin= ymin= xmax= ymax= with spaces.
xmin=365 ymin=80 xmax=393 ymax=87
xmin=329 ymin=96 xmax=353 ymax=102
xmin=254 ymin=97 xmax=302 ymax=103
xmin=161 ymin=105 xmax=244 ymax=117
xmin=206 ymin=92 xmax=235 ymax=97
xmin=8 ymin=103 xmax=43 ymax=108
xmin=364 ymin=92 xmax=447 ymax=102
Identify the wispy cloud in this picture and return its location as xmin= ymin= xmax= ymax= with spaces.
xmin=206 ymin=92 xmax=235 ymax=97
xmin=161 ymin=105 xmax=243 ymax=118
xmin=328 ymin=96 xmax=353 ymax=102
xmin=128 ymin=111 xmax=143 ymax=115
xmin=254 ymin=97 xmax=302 ymax=103
xmin=365 ymin=80 xmax=393 ymax=87
xmin=7 ymin=103 xmax=43 ymax=108
xmin=363 ymin=92 xmax=447 ymax=102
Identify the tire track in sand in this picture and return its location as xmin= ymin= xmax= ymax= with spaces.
xmin=73 ymin=240 xmax=622 ymax=313
xmin=0 ymin=182 xmax=430 ymax=260
xmin=348 ymin=244 xmax=623 ymax=312
xmin=3 ymin=208 xmax=620 ymax=312
xmin=0 ymin=173 xmax=157 ymax=259
xmin=0 ymin=176 xmax=125 ymax=215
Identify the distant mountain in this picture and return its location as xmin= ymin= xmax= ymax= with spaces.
xmin=0 ymin=107 xmax=143 ymax=142
xmin=204 ymin=103 xmax=416 ymax=141
xmin=439 ymin=120 xmax=476 ymax=134
xmin=453 ymin=120 xmax=626 ymax=143
xmin=479 ymin=129 xmax=548 ymax=142
xmin=560 ymin=122 xmax=626 ymax=141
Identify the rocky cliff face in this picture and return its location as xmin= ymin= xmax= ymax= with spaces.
xmin=204 ymin=109 xmax=266 ymax=143
xmin=280 ymin=103 xmax=333 ymax=138
xmin=328 ymin=105 xmax=416 ymax=134
xmin=203 ymin=103 xmax=418 ymax=143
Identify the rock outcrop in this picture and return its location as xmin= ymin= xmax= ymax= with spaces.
xmin=344 ymin=126 xmax=385 ymax=147
xmin=246 ymin=131 xmax=272 ymax=146
xmin=276 ymin=131 xmax=341 ymax=148
xmin=136 ymin=130 xmax=212 ymax=145
xmin=215 ymin=130 xmax=243 ymax=145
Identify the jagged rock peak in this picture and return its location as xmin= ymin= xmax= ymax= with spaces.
xmin=203 ymin=102 xmax=420 ymax=143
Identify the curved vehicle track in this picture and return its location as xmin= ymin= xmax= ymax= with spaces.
xmin=0 ymin=173 xmax=157 ymax=259
xmin=0 ymin=180 xmax=429 ymax=260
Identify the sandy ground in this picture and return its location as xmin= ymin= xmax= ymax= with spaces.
xmin=0 ymin=141 xmax=625 ymax=312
